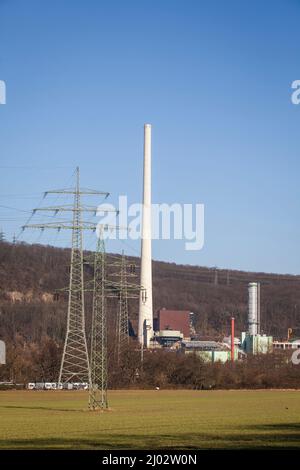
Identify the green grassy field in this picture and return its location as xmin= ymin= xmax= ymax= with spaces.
xmin=0 ymin=389 xmax=299 ymax=449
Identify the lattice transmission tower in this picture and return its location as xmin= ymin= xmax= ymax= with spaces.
xmin=89 ymin=235 xmax=108 ymax=410
xmin=108 ymin=253 xmax=142 ymax=363
xmin=83 ymin=227 xmax=129 ymax=409
xmin=22 ymin=167 xmax=145 ymax=409
xmin=86 ymin=248 xmax=143 ymax=409
xmin=116 ymin=252 xmax=129 ymax=362
xmin=23 ymin=167 xmax=111 ymax=384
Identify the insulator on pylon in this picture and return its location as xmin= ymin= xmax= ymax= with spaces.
xmin=129 ymin=264 xmax=136 ymax=274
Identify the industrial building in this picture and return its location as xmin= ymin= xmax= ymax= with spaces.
xmin=152 ymin=308 xmax=192 ymax=347
xmin=152 ymin=281 xmax=274 ymax=361
xmin=273 ymin=340 xmax=300 ymax=351
xmin=241 ymin=332 xmax=273 ymax=355
xmin=135 ymin=130 xmax=275 ymax=361
xmin=154 ymin=330 xmax=183 ymax=348
xmin=181 ymin=340 xmax=235 ymax=363
xmin=149 ymin=281 xmax=274 ymax=360
xmin=136 ymin=126 xmax=273 ymax=360
xmin=155 ymin=309 xmax=191 ymax=338
xmin=240 ymin=282 xmax=273 ymax=355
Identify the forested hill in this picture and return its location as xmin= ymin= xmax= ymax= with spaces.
xmin=0 ymin=240 xmax=300 ymax=346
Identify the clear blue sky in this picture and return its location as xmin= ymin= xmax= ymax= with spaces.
xmin=0 ymin=0 xmax=300 ymax=274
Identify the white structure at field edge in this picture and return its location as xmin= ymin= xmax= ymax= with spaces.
xmin=138 ymin=124 xmax=154 ymax=347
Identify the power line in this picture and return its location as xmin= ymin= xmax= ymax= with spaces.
xmin=89 ymin=236 xmax=108 ymax=410
xmin=22 ymin=167 xmax=111 ymax=387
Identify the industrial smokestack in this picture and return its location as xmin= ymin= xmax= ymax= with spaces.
xmin=138 ymin=124 xmax=153 ymax=347
xmin=248 ymin=282 xmax=260 ymax=335
xmin=231 ymin=317 xmax=235 ymax=362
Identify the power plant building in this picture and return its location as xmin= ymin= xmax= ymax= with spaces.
xmin=155 ymin=309 xmax=191 ymax=339
xmin=241 ymin=332 xmax=273 ymax=355
xmin=181 ymin=340 xmax=236 ymax=363
xmin=152 ymin=309 xmax=191 ymax=347
xmin=241 ymin=282 xmax=273 ymax=355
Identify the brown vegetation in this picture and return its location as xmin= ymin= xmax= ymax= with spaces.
xmin=0 ymin=240 xmax=300 ymax=386
xmin=1 ymin=337 xmax=299 ymax=389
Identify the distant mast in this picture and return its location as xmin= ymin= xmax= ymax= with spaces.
xmin=138 ymin=124 xmax=153 ymax=347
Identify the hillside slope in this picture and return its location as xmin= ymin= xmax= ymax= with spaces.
xmin=0 ymin=240 xmax=300 ymax=347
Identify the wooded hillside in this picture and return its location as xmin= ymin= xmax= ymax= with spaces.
xmin=1 ymin=240 xmax=300 ymax=346
xmin=1 ymin=240 xmax=300 ymax=384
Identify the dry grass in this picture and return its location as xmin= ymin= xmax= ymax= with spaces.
xmin=0 ymin=389 xmax=300 ymax=449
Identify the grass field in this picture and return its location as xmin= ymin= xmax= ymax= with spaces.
xmin=0 ymin=389 xmax=300 ymax=449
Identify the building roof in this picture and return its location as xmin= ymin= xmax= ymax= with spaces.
xmin=157 ymin=309 xmax=191 ymax=338
xmin=156 ymin=330 xmax=183 ymax=338
xmin=182 ymin=340 xmax=228 ymax=351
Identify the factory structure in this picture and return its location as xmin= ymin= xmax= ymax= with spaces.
xmin=153 ymin=309 xmax=191 ymax=347
xmin=6 ymin=122 xmax=299 ymax=397
xmin=137 ymin=125 xmax=275 ymax=363
xmin=138 ymin=282 xmax=273 ymax=363
xmin=138 ymin=124 xmax=154 ymax=348
xmin=240 ymin=282 xmax=273 ymax=355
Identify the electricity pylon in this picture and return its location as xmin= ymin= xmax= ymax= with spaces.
xmin=22 ymin=167 xmax=145 ymax=409
xmin=86 ymin=237 xmax=129 ymax=409
xmin=22 ymin=167 xmax=111 ymax=384
xmin=116 ymin=252 xmax=129 ymax=362
xmin=86 ymin=250 xmax=143 ymax=406
xmin=89 ymin=235 xmax=108 ymax=410
xmin=108 ymin=253 xmax=142 ymax=363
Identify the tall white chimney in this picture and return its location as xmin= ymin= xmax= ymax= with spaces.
xmin=138 ymin=124 xmax=153 ymax=347
xmin=248 ymin=282 xmax=260 ymax=336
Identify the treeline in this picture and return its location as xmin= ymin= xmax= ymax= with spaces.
xmin=1 ymin=240 xmax=300 ymax=387
xmin=1 ymin=336 xmax=299 ymax=389
xmin=137 ymin=349 xmax=300 ymax=390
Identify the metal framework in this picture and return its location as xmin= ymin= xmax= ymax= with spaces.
xmin=23 ymin=167 xmax=110 ymax=385
xmin=89 ymin=235 xmax=108 ymax=410
xmin=84 ymin=252 xmax=143 ymax=409
xmin=58 ymin=170 xmax=90 ymax=384
xmin=108 ymin=252 xmax=143 ymax=364
xmin=22 ymin=167 xmax=145 ymax=410
xmin=116 ymin=252 xmax=129 ymax=362
xmin=111 ymin=253 xmax=139 ymax=362
xmin=107 ymin=252 xmax=130 ymax=364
